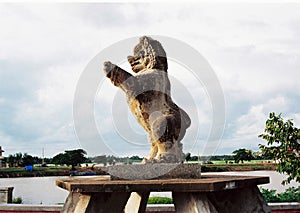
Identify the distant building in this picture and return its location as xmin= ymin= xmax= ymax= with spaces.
xmin=0 ymin=146 xmax=4 ymax=168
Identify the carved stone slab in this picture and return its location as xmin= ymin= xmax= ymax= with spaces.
xmin=103 ymin=163 xmax=201 ymax=180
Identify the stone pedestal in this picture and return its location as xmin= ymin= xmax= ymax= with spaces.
xmin=56 ymin=174 xmax=271 ymax=213
xmin=104 ymin=163 xmax=201 ymax=180
xmin=0 ymin=187 xmax=13 ymax=204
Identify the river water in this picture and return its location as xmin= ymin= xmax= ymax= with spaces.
xmin=0 ymin=171 xmax=299 ymax=204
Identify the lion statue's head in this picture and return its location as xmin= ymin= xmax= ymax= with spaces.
xmin=127 ymin=36 xmax=168 ymax=73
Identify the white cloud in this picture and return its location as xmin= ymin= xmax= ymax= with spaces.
xmin=221 ymin=96 xmax=292 ymax=152
xmin=235 ymin=105 xmax=266 ymax=138
xmin=1 ymin=3 xmax=300 ymax=157
xmin=236 ymin=96 xmax=291 ymax=136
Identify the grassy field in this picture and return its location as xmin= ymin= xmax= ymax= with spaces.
xmin=201 ymin=163 xmax=276 ymax=172
xmin=0 ymin=161 xmax=276 ymax=178
xmin=209 ymin=160 xmax=273 ymax=165
xmin=0 ymin=166 xmax=70 ymax=172
xmin=0 ymin=165 xmax=89 ymax=178
xmin=183 ymin=159 xmax=276 ymax=172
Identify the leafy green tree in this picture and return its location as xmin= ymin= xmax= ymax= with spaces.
xmin=14 ymin=152 xmax=23 ymax=166
xmin=22 ymin=153 xmax=34 ymax=166
xmin=232 ymin=148 xmax=254 ymax=163
xmin=52 ymin=153 xmax=68 ymax=166
xmin=65 ymin=149 xmax=88 ymax=167
xmin=7 ymin=154 xmax=16 ymax=167
xmin=7 ymin=153 xmax=23 ymax=167
xmin=190 ymin=155 xmax=199 ymax=161
xmin=6 ymin=152 xmax=49 ymax=167
xmin=129 ymin=155 xmax=142 ymax=161
xmin=259 ymin=112 xmax=300 ymax=184
xmin=184 ymin=153 xmax=191 ymax=162
xmin=52 ymin=149 xmax=88 ymax=167
xmin=43 ymin=157 xmax=52 ymax=164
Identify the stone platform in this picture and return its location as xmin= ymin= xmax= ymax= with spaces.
xmin=103 ymin=163 xmax=201 ymax=180
xmin=56 ymin=174 xmax=271 ymax=213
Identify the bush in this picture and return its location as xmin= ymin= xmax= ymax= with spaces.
xmin=278 ymin=187 xmax=300 ymax=202
xmin=12 ymin=197 xmax=23 ymax=204
xmin=260 ymin=186 xmax=300 ymax=202
xmin=147 ymin=196 xmax=173 ymax=204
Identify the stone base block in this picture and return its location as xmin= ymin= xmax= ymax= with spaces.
xmin=104 ymin=163 xmax=201 ymax=180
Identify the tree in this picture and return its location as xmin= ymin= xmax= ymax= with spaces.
xmin=7 ymin=153 xmax=23 ymax=167
xmin=14 ymin=152 xmax=23 ymax=166
xmin=52 ymin=149 xmax=88 ymax=167
xmin=6 ymin=152 xmax=47 ymax=167
xmin=22 ymin=153 xmax=34 ymax=166
xmin=93 ymin=155 xmax=108 ymax=166
xmin=184 ymin=153 xmax=191 ymax=162
xmin=232 ymin=148 xmax=254 ymax=163
xmin=129 ymin=155 xmax=142 ymax=161
xmin=7 ymin=154 xmax=16 ymax=167
xmin=65 ymin=149 xmax=88 ymax=167
xmin=52 ymin=153 xmax=68 ymax=165
xmin=259 ymin=112 xmax=300 ymax=184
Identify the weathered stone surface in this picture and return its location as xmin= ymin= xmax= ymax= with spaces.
xmin=56 ymin=175 xmax=270 ymax=193
xmin=0 ymin=187 xmax=13 ymax=204
xmin=104 ymin=163 xmax=201 ymax=180
xmin=103 ymin=36 xmax=191 ymax=163
xmin=61 ymin=192 xmax=131 ymax=213
xmin=57 ymin=175 xmax=270 ymax=213
xmin=173 ymin=187 xmax=271 ymax=213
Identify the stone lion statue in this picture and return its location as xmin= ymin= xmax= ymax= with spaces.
xmin=103 ymin=36 xmax=191 ymax=163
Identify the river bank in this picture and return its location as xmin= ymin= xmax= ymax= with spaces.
xmin=0 ymin=163 xmax=277 ymax=178
xmin=0 ymin=166 xmax=106 ymax=178
xmin=201 ymin=162 xmax=277 ymax=172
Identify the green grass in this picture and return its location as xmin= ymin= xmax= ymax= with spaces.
xmin=206 ymin=160 xmax=273 ymax=165
xmin=201 ymin=163 xmax=276 ymax=172
xmin=0 ymin=165 xmax=72 ymax=177
xmin=147 ymin=197 xmax=173 ymax=204
xmin=185 ymin=159 xmax=276 ymax=171
xmin=0 ymin=166 xmax=69 ymax=173
xmin=0 ymin=167 xmax=24 ymax=172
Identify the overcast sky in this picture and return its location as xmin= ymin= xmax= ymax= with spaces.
xmin=1 ymin=3 xmax=300 ymax=158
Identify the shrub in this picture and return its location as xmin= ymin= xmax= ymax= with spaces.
xmin=12 ymin=197 xmax=23 ymax=204
xmin=260 ymin=186 xmax=300 ymax=202
xmin=147 ymin=196 xmax=173 ymax=204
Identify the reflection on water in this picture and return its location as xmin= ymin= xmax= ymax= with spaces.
xmin=0 ymin=176 xmax=68 ymax=205
xmin=0 ymin=171 xmax=299 ymax=204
